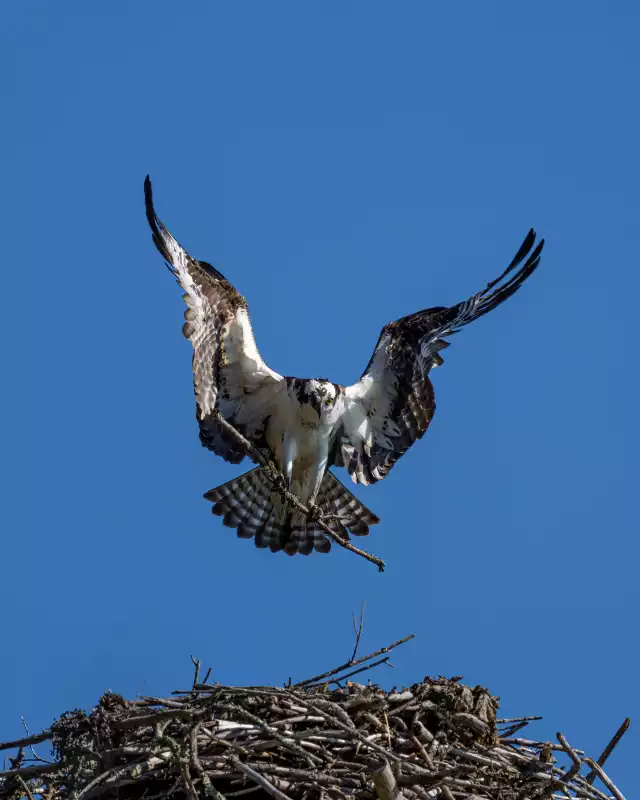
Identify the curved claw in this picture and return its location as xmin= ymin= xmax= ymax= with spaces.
xmin=306 ymin=501 xmax=323 ymax=523
xmin=263 ymin=460 xmax=288 ymax=494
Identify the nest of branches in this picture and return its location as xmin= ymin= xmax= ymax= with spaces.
xmin=0 ymin=636 xmax=628 ymax=800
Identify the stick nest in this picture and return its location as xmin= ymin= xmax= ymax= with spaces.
xmin=0 ymin=642 xmax=627 ymax=800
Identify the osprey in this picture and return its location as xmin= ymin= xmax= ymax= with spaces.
xmin=145 ymin=177 xmax=544 ymax=556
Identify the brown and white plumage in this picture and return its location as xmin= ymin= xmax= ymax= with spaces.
xmin=145 ymin=176 xmax=544 ymax=556
xmin=337 ymin=229 xmax=544 ymax=484
xmin=146 ymin=176 xmax=378 ymax=555
xmin=145 ymin=177 xmax=284 ymax=464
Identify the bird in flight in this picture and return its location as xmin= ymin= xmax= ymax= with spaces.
xmin=145 ymin=177 xmax=544 ymax=556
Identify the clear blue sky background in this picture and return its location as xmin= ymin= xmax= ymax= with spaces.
xmin=2 ymin=2 xmax=638 ymax=793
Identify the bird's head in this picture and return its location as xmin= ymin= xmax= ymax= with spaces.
xmin=303 ymin=379 xmax=340 ymax=421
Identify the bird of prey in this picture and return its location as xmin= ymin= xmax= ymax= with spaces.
xmin=145 ymin=176 xmax=544 ymax=556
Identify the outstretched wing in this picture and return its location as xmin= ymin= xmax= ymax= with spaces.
xmin=145 ymin=176 xmax=284 ymax=463
xmin=336 ymin=229 xmax=544 ymax=484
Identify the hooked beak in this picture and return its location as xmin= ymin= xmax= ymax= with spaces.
xmin=309 ymin=395 xmax=323 ymax=418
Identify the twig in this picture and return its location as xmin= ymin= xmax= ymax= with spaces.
xmin=207 ymin=702 xmax=322 ymax=767
xmin=0 ymin=734 xmax=52 ymax=753
xmin=226 ymin=787 xmax=261 ymax=798
xmin=396 ymin=765 xmax=474 ymax=787
xmin=501 ymin=738 xmax=584 ymax=754
xmin=304 ymin=704 xmax=404 ymax=764
xmin=351 ymin=602 xmax=365 ymax=663
xmin=180 ymin=755 xmax=199 ymax=800
xmin=113 ymin=709 xmax=193 ymax=730
xmin=583 ymin=759 xmax=626 ymax=800
xmin=498 ymin=721 xmax=535 ymax=738
xmin=132 ymin=696 xmax=188 ymax=708
xmin=245 ymin=763 xmax=360 ymax=789
xmin=190 ymin=656 xmax=201 ymax=689
xmin=410 ymin=736 xmax=435 ymax=770
xmin=0 ymin=763 xmax=63 ymax=780
xmin=230 ymin=758 xmax=295 ymax=800
xmin=321 ymin=657 xmax=391 ymax=686
xmin=16 ymin=776 xmax=35 ymax=800
xmin=585 ymin=718 xmax=630 ymax=785
xmin=212 ymin=411 xmax=385 ymax=572
xmin=556 ymin=733 xmax=581 ymax=784
xmin=80 ymin=752 xmax=176 ymax=800
xmin=370 ymin=761 xmax=405 ymax=800
xmin=294 ymin=634 xmax=414 ymax=687
xmin=20 ymin=719 xmax=52 ymax=766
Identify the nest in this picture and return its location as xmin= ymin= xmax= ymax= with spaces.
xmin=0 ymin=637 xmax=627 ymax=800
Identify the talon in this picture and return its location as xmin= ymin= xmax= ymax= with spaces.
xmin=306 ymin=502 xmax=323 ymax=523
xmin=264 ymin=461 xmax=287 ymax=494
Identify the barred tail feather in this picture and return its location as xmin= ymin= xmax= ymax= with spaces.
xmin=204 ymin=468 xmax=287 ymax=553
xmin=203 ymin=469 xmax=380 ymax=556
xmin=315 ymin=471 xmax=380 ymax=537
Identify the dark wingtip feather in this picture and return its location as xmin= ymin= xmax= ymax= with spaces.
xmin=143 ymin=175 xmax=155 ymax=230
xmin=471 ymin=230 xmax=544 ymax=321
xmin=145 ymin=177 xmax=230 ymax=287
xmin=511 ymin=228 xmax=536 ymax=267
xmin=484 ymin=229 xmax=540 ymax=293
xmin=144 ymin=175 xmax=175 ymax=267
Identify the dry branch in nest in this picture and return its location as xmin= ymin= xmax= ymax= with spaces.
xmin=0 ymin=636 xmax=628 ymax=800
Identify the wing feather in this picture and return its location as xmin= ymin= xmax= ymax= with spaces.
xmin=338 ymin=229 xmax=544 ymax=483
xmin=145 ymin=176 xmax=284 ymax=463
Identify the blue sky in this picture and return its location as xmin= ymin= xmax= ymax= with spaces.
xmin=2 ymin=1 xmax=638 ymax=793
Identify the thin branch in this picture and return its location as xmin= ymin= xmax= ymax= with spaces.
xmin=226 ymin=787 xmax=261 ymax=798
xmin=0 ymin=734 xmax=52 ymax=753
xmin=16 ymin=776 xmax=35 ymax=800
xmin=320 ymin=657 xmax=391 ymax=686
xmin=206 ymin=702 xmax=322 ymax=768
xmin=303 ymin=703 xmax=404 ymax=765
xmin=190 ymin=656 xmax=201 ymax=689
xmin=230 ymin=758 xmax=295 ymax=800
xmin=294 ymin=634 xmax=414 ymax=687
xmin=498 ymin=721 xmax=533 ymax=738
xmin=351 ymin=602 xmax=366 ymax=663
xmin=501 ymin=738 xmax=585 ymax=754
xmin=585 ymin=718 xmax=630 ymax=786
xmin=19 ymin=720 xmax=52 ymax=766
xmin=556 ymin=732 xmax=581 ymax=784
xmin=0 ymin=763 xmax=63 ymax=780
xmin=113 ymin=709 xmax=193 ymax=730
xmin=370 ymin=761 xmax=406 ymax=800
xmin=583 ymin=759 xmax=626 ymax=800
xmin=410 ymin=735 xmax=435 ymax=770
xmin=212 ymin=410 xmax=385 ymax=572
xmin=179 ymin=757 xmax=199 ymax=800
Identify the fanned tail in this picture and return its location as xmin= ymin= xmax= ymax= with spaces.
xmin=204 ymin=468 xmax=286 ymax=552
xmin=204 ymin=469 xmax=380 ymax=556
xmin=315 ymin=471 xmax=380 ymax=537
